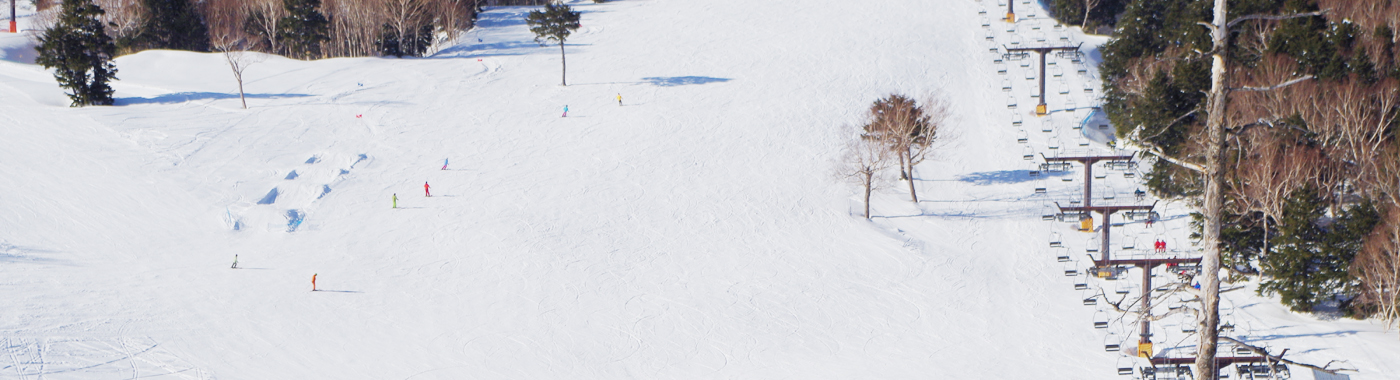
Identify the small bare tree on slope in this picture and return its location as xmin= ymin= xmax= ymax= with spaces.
xmin=837 ymin=125 xmax=895 ymax=220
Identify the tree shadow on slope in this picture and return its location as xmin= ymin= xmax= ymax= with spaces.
xmin=956 ymin=169 xmax=1072 ymax=185
xmin=643 ymin=76 xmax=730 ymax=87
xmin=433 ymin=40 xmax=543 ymax=59
xmin=116 ymin=92 xmax=313 ymax=106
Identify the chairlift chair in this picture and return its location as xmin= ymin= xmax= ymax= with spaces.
xmin=1008 ymin=96 xmax=1018 ymax=109
xmin=1049 ymin=139 xmax=1061 ymax=150
xmin=997 ymin=63 xmax=1008 ymax=75
xmin=1011 ymin=111 xmax=1023 ymax=126
xmin=1002 ymin=78 xmax=1012 ymax=92
xmin=1064 ymin=261 xmax=1079 ymax=276
xmin=1238 ymin=364 xmax=1289 ymax=380
xmin=1056 ymin=247 xmax=1071 ymax=262
xmin=1017 ymin=129 xmax=1028 ymax=143
xmin=1115 ymin=281 xmax=1132 ymax=295
xmin=1104 ymin=333 xmax=1122 ymax=352
xmin=1083 ymin=295 xmax=1098 ymax=305
xmin=1093 ymin=310 xmax=1110 ymax=328
xmin=1116 ymin=356 xmax=1136 ymax=375
xmin=1022 ymin=145 xmax=1034 ymax=160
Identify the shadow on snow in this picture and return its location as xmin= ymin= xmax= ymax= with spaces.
xmin=956 ymin=169 xmax=1071 ymax=185
xmin=116 ymin=92 xmax=313 ymax=106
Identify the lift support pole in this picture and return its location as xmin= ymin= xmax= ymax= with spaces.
xmin=10 ymin=0 xmax=15 ymax=33
xmin=1006 ymin=44 xmax=1082 ymax=116
xmin=1006 ymin=0 xmax=1015 ymax=22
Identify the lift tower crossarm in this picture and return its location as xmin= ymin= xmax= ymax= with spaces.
xmin=1042 ymin=152 xmax=1134 ymax=207
xmin=1005 ymin=44 xmax=1082 ymax=115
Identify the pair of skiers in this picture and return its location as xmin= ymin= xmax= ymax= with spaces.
xmin=1153 ymin=239 xmax=1167 ymax=253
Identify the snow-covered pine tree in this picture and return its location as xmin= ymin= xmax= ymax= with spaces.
xmin=35 ymin=0 xmax=119 ymax=106
xmin=277 ymin=0 xmax=330 ymax=60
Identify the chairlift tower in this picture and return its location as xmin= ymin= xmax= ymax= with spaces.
xmin=1044 ymin=153 xmax=1279 ymax=376
xmin=1005 ymin=44 xmax=1082 ymax=116
xmin=1005 ymin=0 xmax=1016 ymax=22
xmin=9 ymin=0 xmax=15 ymax=33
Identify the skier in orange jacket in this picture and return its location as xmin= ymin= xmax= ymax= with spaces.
xmin=311 ymin=273 xmax=318 ymax=291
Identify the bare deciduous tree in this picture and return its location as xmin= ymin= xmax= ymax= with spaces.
xmin=837 ymin=125 xmax=894 ymax=220
xmin=1357 ymin=204 xmax=1400 ymax=337
xmin=1082 ymin=0 xmax=1100 ymax=30
xmin=95 ymin=0 xmax=145 ymax=44
xmin=206 ymin=0 xmax=262 ymax=109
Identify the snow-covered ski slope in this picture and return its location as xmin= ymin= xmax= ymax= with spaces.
xmin=2 ymin=0 xmax=1398 ymax=378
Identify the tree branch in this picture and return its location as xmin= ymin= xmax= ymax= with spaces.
xmin=1219 ymin=336 xmax=1358 ymax=374
xmin=1226 ymin=10 xmax=1329 ymax=30
xmin=1234 ymin=75 xmax=1315 ymax=92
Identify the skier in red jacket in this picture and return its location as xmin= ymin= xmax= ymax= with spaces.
xmin=424 ymin=181 xmax=431 ymax=197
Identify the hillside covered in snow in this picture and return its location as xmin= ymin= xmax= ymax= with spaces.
xmin=2 ymin=0 xmax=1398 ymax=379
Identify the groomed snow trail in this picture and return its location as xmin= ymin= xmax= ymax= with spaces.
xmin=1 ymin=0 xmax=1397 ymax=379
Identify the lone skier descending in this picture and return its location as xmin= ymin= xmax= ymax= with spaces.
xmin=616 ymin=93 xmax=622 ymax=106
xmin=562 ymin=105 xmax=569 ymax=117
xmin=424 ymin=181 xmax=431 ymax=197
xmin=311 ymin=273 xmax=318 ymax=291
xmin=392 ymin=193 xmax=398 ymax=208
xmin=441 ymin=158 xmax=449 ymax=170
xmin=231 ymin=254 xmax=238 ymax=269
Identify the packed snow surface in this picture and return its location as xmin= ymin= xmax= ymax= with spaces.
xmin=2 ymin=0 xmax=1397 ymax=379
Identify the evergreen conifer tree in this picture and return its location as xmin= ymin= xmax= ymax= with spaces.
xmin=379 ymin=24 xmax=434 ymax=58
xmin=35 ymin=0 xmax=118 ymax=106
xmin=1259 ymin=188 xmax=1380 ymax=311
xmin=278 ymin=0 xmax=330 ymax=60
xmin=526 ymin=3 xmax=580 ymax=86
xmin=125 ymin=0 xmax=209 ymax=52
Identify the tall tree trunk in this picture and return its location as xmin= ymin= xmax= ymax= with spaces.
xmin=864 ymin=170 xmax=873 ymax=219
xmin=236 ymin=72 xmax=246 ymax=109
xmin=559 ymin=40 xmax=567 ymax=86
xmin=1197 ymin=0 xmax=1229 ymax=377
xmin=905 ymin=150 xmax=918 ymax=202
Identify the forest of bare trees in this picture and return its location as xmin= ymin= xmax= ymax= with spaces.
xmin=35 ymin=0 xmax=483 ymax=58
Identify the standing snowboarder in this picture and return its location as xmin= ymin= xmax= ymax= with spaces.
xmin=441 ymin=158 xmax=449 ymax=170
xmin=231 ymin=254 xmax=238 ymax=269
xmin=616 ymin=93 xmax=622 ymax=106
xmin=392 ymin=193 xmax=398 ymax=208
xmin=562 ymin=105 xmax=569 ymax=117
xmin=424 ymin=181 xmax=431 ymax=197
xmin=311 ymin=273 xmax=318 ymax=291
